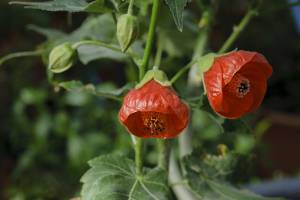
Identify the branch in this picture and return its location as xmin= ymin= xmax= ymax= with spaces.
xmin=218 ymin=9 xmax=258 ymax=54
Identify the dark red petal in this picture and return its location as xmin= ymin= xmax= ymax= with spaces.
xmin=204 ymin=61 xmax=224 ymax=113
xmin=246 ymin=78 xmax=267 ymax=113
xmin=240 ymin=62 xmax=270 ymax=112
xmin=251 ymin=53 xmax=273 ymax=78
xmin=218 ymin=79 xmax=254 ymax=119
xmin=218 ymin=50 xmax=256 ymax=85
xmin=122 ymin=111 xmax=187 ymax=138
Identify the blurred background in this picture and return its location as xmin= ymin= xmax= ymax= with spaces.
xmin=0 ymin=0 xmax=300 ymax=199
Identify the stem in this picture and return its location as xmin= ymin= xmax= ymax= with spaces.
xmin=72 ymin=40 xmax=121 ymax=52
xmin=218 ymin=9 xmax=258 ymax=54
xmin=135 ymin=137 xmax=143 ymax=176
xmin=169 ymin=151 xmax=198 ymax=200
xmin=154 ymin=36 xmax=163 ymax=68
xmin=157 ymin=139 xmax=170 ymax=170
xmin=139 ymin=0 xmax=159 ymax=80
xmin=188 ymin=26 xmax=211 ymax=86
xmin=128 ymin=0 xmax=134 ymax=15
xmin=94 ymin=92 xmax=122 ymax=102
xmin=170 ymin=60 xmax=198 ymax=84
xmin=0 ymin=50 xmax=44 ymax=66
xmin=178 ymin=129 xmax=193 ymax=158
xmin=193 ymin=28 xmax=210 ymax=59
xmin=111 ymin=12 xmax=117 ymax=24
xmin=169 ymin=6 xmax=215 ymax=200
xmin=133 ymin=0 xmax=160 ymax=176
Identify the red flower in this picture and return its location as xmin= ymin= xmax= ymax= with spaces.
xmin=119 ymin=80 xmax=189 ymax=138
xmin=203 ymin=50 xmax=273 ymax=119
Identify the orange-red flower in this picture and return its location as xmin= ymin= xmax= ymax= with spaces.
xmin=119 ymin=80 xmax=189 ymax=138
xmin=203 ymin=50 xmax=273 ymax=119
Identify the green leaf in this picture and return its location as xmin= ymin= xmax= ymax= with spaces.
xmin=198 ymin=53 xmax=217 ymax=73
xmin=58 ymin=80 xmax=132 ymax=101
xmin=30 ymin=14 xmax=116 ymax=44
xmin=182 ymin=148 xmax=285 ymax=200
xmin=164 ymin=0 xmax=189 ymax=31
xmin=28 ymin=25 xmax=66 ymax=40
xmin=30 ymin=14 xmax=119 ymax=64
xmin=85 ymin=0 xmax=111 ymax=13
xmin=77 ymin=45 xmax=125 ymax=64
xmin=207 ymin=180 xmax=285 ymax=200
xmin=80 ymin=155 xmax=170 ymax=200
xmin=10 ymin=0 xmax=109 ymax=13
xmin=183 ymin=149 xmax=238 ymax=183
xmin=158 ymin=7 xmax=198 ymax=57
xmin=68 ymin=14 xmax=116 ymax=43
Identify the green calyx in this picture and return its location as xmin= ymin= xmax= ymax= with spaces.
xmin=135 ymin=67 xmax=171 ymax=89
xmin=196 ymin=50 xmax=238 ymax=77
xmin=197 ymin=52 xmax=218 ymax=74
xmin=193 ymin=52 xmax=227 ymax=85
xmin=48 ymin=42 xmax=76 ymax=73
xmin=117 ymin=14 xmax=139 ymax=52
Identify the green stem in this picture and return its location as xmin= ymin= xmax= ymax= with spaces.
xmin=154 ymin=35 xmax=163 ymax=68
xmin=135 ymin=137 xmax=143 ymax=176
xmin=170 ymin=60 xmax=198 ymax=84
xmin=218 ymin=9 xmax=258 ymax=54
xmin=169 ymin=150 xmax=198 ymax=200
xmin=94 ymin=92 xmax=122 ymax=102
xmin=111 ymin=12 xmax=118 ymax=24
xmin=0 ymin=50 xmax=44 ymax=66
xmin=72 ymin=40 xmax=121 ymax=52
xmin=133 ymin=0 xmax=160 ymax=175
xmin=157 ymin=139 xmax=170 ymax=170
xmin=128 ymin=0 xmax=135 ymax=15
xmin=139 ymin=0 xmax=159 ymax=80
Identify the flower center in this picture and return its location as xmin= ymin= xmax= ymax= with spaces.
xmin=228 ymin=74 xmax=250 ymax=98
xmin=142 ymin=112 xmax=166 ymax=135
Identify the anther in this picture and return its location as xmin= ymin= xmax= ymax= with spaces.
xmin=142 ymin=112 xmax=165 ymax=135
xmin=236 ymin=78 xmax=250 ymax=98
xmin=227 ymin=74 xmax=250 ymax=98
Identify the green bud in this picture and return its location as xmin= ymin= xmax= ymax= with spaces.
xmin=48 ymin=42 xmax=76 ymax=73
xmin=217 ymin=144 xmax=228 ymax=156
xmin=117 ymin=14 xmax=139 ymax=52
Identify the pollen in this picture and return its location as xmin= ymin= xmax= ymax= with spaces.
xmin=141 ymin=112 xmax=166 ymax=135
xmin=227 ymin=74 xmax=250 ymax=98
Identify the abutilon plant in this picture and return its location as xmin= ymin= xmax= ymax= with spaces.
xmin=0 ymin=0 xmax=287 ymax=199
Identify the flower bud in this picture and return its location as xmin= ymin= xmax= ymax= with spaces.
xmin=117 ymin=14 xmax=139 ymax=52
xmin=48 ymin=43 xmax=76 ymax=73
